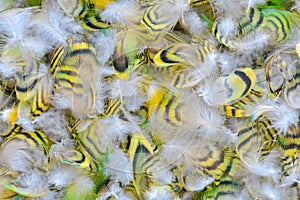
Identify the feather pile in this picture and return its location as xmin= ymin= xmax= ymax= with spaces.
xmin=0 ymin=0 xmax=299 ymax=199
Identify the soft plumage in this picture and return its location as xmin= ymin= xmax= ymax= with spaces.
xmin=0 ymin=0 xmax=299 ymax=199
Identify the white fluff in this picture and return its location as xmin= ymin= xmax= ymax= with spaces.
xmin=144 ymin=184 xmax=174 ymax=200
xmin=295 ymin=1 xmax=300 ymax=14
xmin=88 ymin=30 xmax=117 ymax=65
xmin=183 ymin=172 xmax=214 ymax=191
xmin=68 ymin=176 xmax=95 ymax=196
xmin=104 ymin=148 xmax=132 ymax=186
xmin=196 ymin=75 xmax=227 ymax=107
xmin=261 ymin=183 xmax=281 ymax=200
xmin=185 ymin=52 xmax=219 ymax=87
xmin=245 ymin=0 xmax=266 ymax=10
xmin=16 ymin=103 xmax=34 ymax=132
xmin=49 ymin=139 xmax=76 ymax=159
xmin=180 ymin=11 xmax=208 ymax=37
xmin=151 ymin=163 xmax=173 ymax=184
xmin=0 ymin=7 xmax=35 ymax=46
xmin=159 ymin=130 xmax=204 ymax=173
xmin=101 ymin=0 xmax=141 ymax=27
xmin=30 ymin=0 xmax=83 ymax=48
xmin=48 ymin=164 xmax=80 ymax=189
xmin=211 ymin=0 xmax=244 ymax=18
xmin=245 ymin=149 xmax=282 ymax=180
xmin=51 ymin=92 xmax=72 ymax=110
xmin=235 ymin=31 xmax=270 ymax=55
xmin=96 ymin=115 xmax=140 ymax=146
xmin=217 ymin=17 xmax=238 ymax=38
xmin=97 ymin=182 xmax=132 ymax=200
xmin=33 ymin=109 xmax=70 ymax=142
xmin=252 ymin=98 xmax=299 ymax=135
xmin=0 ymin=138 xmax=48 ymax=172
xmin=0 ymin=59 xmax=18 ymax=78
xmin=15 ymin=169 xmax=48 ymax=197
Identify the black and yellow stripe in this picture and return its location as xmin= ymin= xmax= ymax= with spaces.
xmin=129 ymin=133 xmax=157 ymax=199
xmin=189 ymin=0 xmax=216 ymax=22
xmin=261 ymin=8 xmax=298 ymax=44
xmin=112 ymin=30 xmax=141 ymax=79
xmin=239 ymin=8 xmax=264 ymax=36
xmin=153 ymin=40 xmax=214 ymax=68
xmin=57 ymin=0 xmax=88 ymax=18
xmin=221 ymin=88 xmax=263 ymax=118
xmin=50 ymin=44 xmax=65 ymax=74
xmin=52 ymin=41 xmax=98 ymax=116
xmin=236 ymin=121 xmax=271 ymax=164
xmin=257 ymin=118 xmax=278 ymax=150
xmin=141 ymin=1 xmax=178 ymax=41
xmin=104 ymin=98 xmax=123 ymax=116
xmin=265 ymin=53 xmax=294 ymax=94
xmin=146 ymin=87 xmax=182 ymax=126
xmin=76 ymin=119 xmax=106 ymax=162
xmin=60 ymin=148 xmax=91 ymax=169
xmin=2 ymin=128 xmax=51 ymax=156
xmin=55 ymin=66 xmax=84 ymax=96
xmin=283 ymin=65 xmax=300 ymax=109
xmin=154 ymin=65 xmax=193 ymax=88
xmin=81 ymin=3 xmax=112 ymax=31
xmin=15 ymin=61 xmax=39 ymax=101
xmin=153 ymin=44 xmax=192 ymax=67
xmin=197 ymin=147 xmax=240 ymax=183
xmin=222 ymin=68 xmax=256 ymax=105
xmin=221 ymin=104 xmax=251 ymax=118
xmin=57 ymin=0 xmax=111 ymax=31
xmin=212 ymin=21 xmax=237 ymax=49
xmin=213 ymin=7 xmax=299 ymax=49
xmin=240 ymin=7 xmax=299 ymax=45
xmin=194 ymin=178 xmax=242 ymax=200
xmin=31 ymin=76 xmax=51 ymax=117
xmin=278 ymin=125 xmax=300 ymax=175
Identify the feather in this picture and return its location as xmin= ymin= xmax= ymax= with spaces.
xmin=16 ymin=102 xmax=34 ymax=132
xmin=0 ymin=7 xmax=37 ymax=47
xmin=140 ymin=0 xmax=189 ymax=42
xmin=104 ymin=149 xmax=132 ymax=186
xmin=33 ymin=109 xmax=70 ymax=143
xmin=182 ymin=171 xmax=214 ymax=191
xmin=180 ymin=11 xmax=208 ymax=38
xmin=88 ymin=30 xmax=117 ymax=65
xmin=216 ymin=17 xmax=238 ymax=39
xmin=128 ymin=133 xmax=158 ymax=199
xmin=98 ymin=182 xmax=132 ymax=200
xmin=30 ymin=0 xmax=83 ymax=48
xmin=64 ymin=176 xmax=96 ymax=200
xmin=246 ymin=0 xmax=267 ymax=10
xmin=144 ymin=185 xmax=174 ymax=200
xmin=6 ymin=169 xmax=48 ymax=197
xmin=252 ymin=98 xmax=299 ymax=135
xmin=96 ymin=116 xmax=140 ymax=146
xmin=47 ymin=164 xmax=82 ymax=189
xmin=210 ymin=0 xmax=244 ymax=18
xmin=101 ymin=0 xmax=141 ymax=27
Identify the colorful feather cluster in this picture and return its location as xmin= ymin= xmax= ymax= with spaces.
xmin=0 ymin=0 xmax=299 ymax=199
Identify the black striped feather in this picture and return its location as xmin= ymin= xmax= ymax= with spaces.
xmin=129 ymin=133 xmax=157 ymax=199
xmin=146 ymin=87 xmax=182 ymax=127
xmin=194 ymin=178 xmax=243 ymax=200
xmin=197 ymin=147 xmax=240 ymax=183
xmin=52 ymin=41 xmax=98 ymax=116
xmin=282 ymin=65 xmax=300 ymax=109
xmin=278 ymin=124 xmax=300 ymax=175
